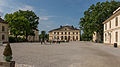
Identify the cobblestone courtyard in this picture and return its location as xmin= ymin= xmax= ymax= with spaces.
xmin=1 ymin=41 xmax=120 ymax=67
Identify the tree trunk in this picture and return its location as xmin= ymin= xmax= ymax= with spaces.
xmin=15 ymin=35 xmax=18 ymax=42
xmin=25 ymin=30 xmax=28 ymax=41
xmin=25 ymin=32 xmax=28 ymax=42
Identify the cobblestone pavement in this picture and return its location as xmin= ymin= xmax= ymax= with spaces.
xmin=1 ymin=41 xmax=120 ymax=67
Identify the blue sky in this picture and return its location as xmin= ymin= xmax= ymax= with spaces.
xmin=0 ymin=0 xmax=119 ymax=34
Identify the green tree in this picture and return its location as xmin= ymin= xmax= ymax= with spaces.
xmin=4 ymin=10 xmax=39 ymax=41
xmin=45 ymin=34 xmax=49 ymax=40
xmin=39 ymin=31 xmax=49 ymax=41
xmin=39 ymin=31 xmax=46 ymax=40
xmin=79 ymin=1 xmax=120 ymax=41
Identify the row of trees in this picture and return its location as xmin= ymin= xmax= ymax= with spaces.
xmin=79 ymin=1 xmax=120 ymax=41
xmin=4 ymin=10 xmax=39 ymax=42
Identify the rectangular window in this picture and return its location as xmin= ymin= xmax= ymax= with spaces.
xmin=105 ymin=24 xmax=107 ymax=30
xmin=65 ymin=32 xmax=67 ymax=35
xmin=57 ymin=32 xmax=59 ymax=35
xmin=116 ymin=32 xmax=118 ymax=42
xmin=109 ymin=21 xmax=111 ymax=28
xmin=2 ymin=26 xmax=5 ymax=31
xmin=2 ymin=35 xmax=5 ymax=40
xmin=116 ymin=17 xmax=118 ymax=26
xmin=68 ymin=32 xmax=70 ymax=35
xmin=61 ymin=32 xmax=63 ymax=34
xmin=76 ymin=36 xmax=78 ymax=40
xmin=76 ymin=32 xmax=78 ymax=34
xmin=73 ymin=32 xmax=74 ymax=34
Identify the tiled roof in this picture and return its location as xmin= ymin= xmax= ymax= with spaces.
xmin=49 ymin=25 xmax=79 ymax=32
xmin=0 ymin=18 xmax=8 ymax=24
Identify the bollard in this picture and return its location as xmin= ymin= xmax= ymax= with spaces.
xmin=114 ymin=43 xmax=117 ymax=48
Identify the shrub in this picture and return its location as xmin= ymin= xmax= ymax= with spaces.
xmin=9 ymin=36 xmax=16 ymax=43
xmin=3 ymin=43 xmax=13 ymax=62
xmin=9 ymin=36 xmax=26 ymax=43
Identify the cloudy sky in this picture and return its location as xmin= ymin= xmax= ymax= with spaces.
xmin=0 ymin=0 xmax=119 ymax=34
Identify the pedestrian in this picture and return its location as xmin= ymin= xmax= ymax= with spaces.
xmin=50 ymin=40 xmax=52 ymax=44
xmin=40 ymin=38 xmax=43 ymax=44
xmin=59 ymin=40 xmax=60 ymax=44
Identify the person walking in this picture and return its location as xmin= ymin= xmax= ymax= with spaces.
xmin=40 ymin=38 xmax=43 ymax=44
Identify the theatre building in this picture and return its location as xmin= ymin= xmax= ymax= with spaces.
xmin=103 ymin=7 xmax=120 ymax=46
xmin=49 ymin=25 xmax=80 ymax=41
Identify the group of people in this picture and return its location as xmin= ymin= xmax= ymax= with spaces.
xmin=40 ymin=38 xmax=61 ymax=44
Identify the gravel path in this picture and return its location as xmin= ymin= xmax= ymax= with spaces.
xmin=0 ymin=41 xmax=120 ymax=67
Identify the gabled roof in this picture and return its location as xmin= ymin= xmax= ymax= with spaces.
xmin=0 ymin=18 xmax=8 ymax=24
xmin=49 ymin=25 xmax=79 ymax=32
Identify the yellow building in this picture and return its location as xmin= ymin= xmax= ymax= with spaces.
xmin=27 ymin=29 xmax=39 ymax=42
xmin=49 ymin=25 xmax=80 ymax=41
xmin=93 ymin=32 xmax=101 ymax=42
xmin=103 ymin=7 xmax=120 ymax=46
xmin=0 ymin=18 xmax=8 ymax=43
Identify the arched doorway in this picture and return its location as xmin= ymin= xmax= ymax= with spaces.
xmin=73 ymin=36 xmax=75 ymax=41
xmin=65 ymin=36 xmax=67 ymax=40
xmin=68 ymin=36 xmax=70 ymax=41
xmin=61 ymin=36 xmax=63 ymax=40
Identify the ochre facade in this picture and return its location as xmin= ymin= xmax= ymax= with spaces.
xmin=103 ymin=7 xmax=120 ymax=46
xmin=92 ymin=32 xmax=101 ymax=42
xmin=0 ymin=18 xmax=8 ymax=43
xmin=27 ymin=29 xmax=39 ymax=42
xmin=49 ymin=26 xmax=80 ymax=41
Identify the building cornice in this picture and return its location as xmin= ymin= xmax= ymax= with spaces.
xmin=104 ymin=27 xmax=120 ymax=32
xmin=102 ymin=9 xmax=120 ymax=24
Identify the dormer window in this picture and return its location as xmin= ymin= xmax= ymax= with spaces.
xmin=65 ymin=28 xmax=67 ymax=30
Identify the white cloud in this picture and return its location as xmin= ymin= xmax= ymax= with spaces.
xmin=39 ymin=16 xmax=49 ymax=21
xmin=46 ymin=25 xmax=51 ymax=28
xmin=39 ymin=16 xmax=56 ymax=21
xmin=0 ymin=0 xmax=7 ymax=6
xmin=0 ymin=0 xmax=34 ymax=15
xmin=0 ymin=0 xmax=7 ymax=12
xmin=19 ymin=5 xmax=34 ymax=11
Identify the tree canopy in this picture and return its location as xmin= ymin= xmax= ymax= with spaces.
xmin=39 ymin=31 xmax=49 ymax=41
xmin=79 ymin=1 xmax=120 ymax=41
xmin=4 ymin=10 xmax=39 ymax=41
